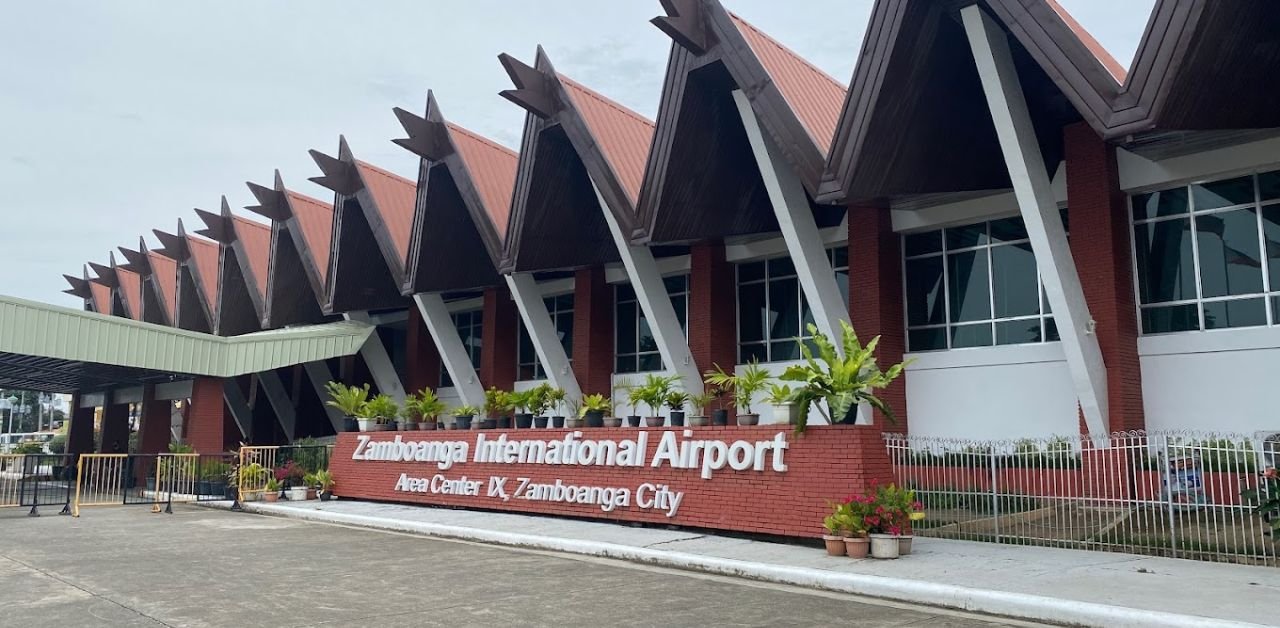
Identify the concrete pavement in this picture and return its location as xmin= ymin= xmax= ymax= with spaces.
xmin=213 ymin=499 xmax=1280 ymax=627
xmin=0 ymin=507 xmax=1033 ymax=627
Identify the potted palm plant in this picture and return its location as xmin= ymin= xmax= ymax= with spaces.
xmin=509 ymin=389 xmax=533 ymax=429
xmin=640 ymin=374 xmax=677 ymax=427
xmin=313 ymin=470 xmax=335 ymax=501
xmin=546 ymin=386 xmax=567 ymax=428
xmin=400 ymin=392 xmax=423 ymax=431
xmin=362 ymin=395 xmax=399 ymax=432
xmin=687 ymin=392 xmax=713 ymax=427
xmin=704 ymin=361 xmax=770 ymax=426
xmin=325 ymin=382 xmax=369 ymax=432
xmin=413 ymin=388 xmax=446 ymax=430
xmin=263 ymin=478 xmax=281 ymax=502
xmin=452 ymin=405 xmax=478 ymax=430
xmin=766 ymin=383 xmax=800 ymax=425
xmin=621 ymin=383 xmax=643 ymax=427
xmin=580 ymin=394 xmax=610 ymax=428
xmin=779 ymin=321 xmax=908 ymax=433
xmin=665 ymin=390 xmax=689 ymax=427
xmin=483 ymin=387 xmax=511 ymax=429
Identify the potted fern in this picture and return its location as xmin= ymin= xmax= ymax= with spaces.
xmin=362 ymin=395 xmax=399 ymax=432
xmin=325 ymin=382 xmax=369 ymax=432
xmin=313 ymin=470 xmax=335 ymax=501
xmin=779 ymin=321 xmax=907 ymax=433
xmin=412 ymin=388 xmax=446 ymax=430
xmin=452 ymin=405 xmax=478 ymax=430
xmin=666 ymin=390 xmax=689 ymax=427
xmin=511 ymin=389 xmax=535 ymax=429
xmin=766 ymin=384 xmax=800 ymax=425
xmin=400 ymin=392 xmax=423 ymax=430
xmin=687 ymin=392 xmax=713 ymax=427
xmin=703 ymin=361 xmax=771 ymax=426
xmin=546 ymin=386 xmax=567 ymax=428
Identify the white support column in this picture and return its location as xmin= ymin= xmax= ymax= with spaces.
xmin=343 ymin=311 xmax=407 ymax=404
xmin=733 ymin=90 xmax=850 ymax=353
xmin=412 ymin=294 xmax=486 ymax=409
xmin=302 ymin=361 xmax=347 ymax=433
xmin=257 ymin=371 xmax=298 ymax=442
xmin=505 ymin=273 xmax=583 ymax=402
xmin=595 ymin=183 xmax=702 ymax=392
xmin=962 ymin=5 xmax=1109 ymax=439
xmin=220 ymin=379 xmax=253 ymax=439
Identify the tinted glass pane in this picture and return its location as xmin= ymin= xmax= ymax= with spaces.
xmin=1263 ymin=204 xmax=1280 ymax=288
xmin=908 ymin=328 xmax=947 ymax=352
xmin=946 ymin=223 xmax=988 ymax=249
xmin=1260 ymin=171 xmax=1280 ymax=201
xmin=948 ymin=250 xmax=991 ymax=323
xmin=904 ymin=231 xmax=943 ymax=257
xmin=615 ymin=355 xmax=636 ymax=374
xmin=1060 ymin=207 xmax=1070 ymax=233
xmin=830 ymin=246 xmax=848 ymax=269
xmin=670 ymin=294 xmax=687 ymax=336
xmin=556 ymin=294 xmax=574 ymax=310
xmin=990 ymin=216 xmax=1028 ymax=243
xmin=637 ymin=353 xmax=663 ymax=372
xmin=1141 ymin=304 xmax=1199 ymax=334
xmin=440 ymin=371 xmax=454 ymax=388
xmin=951 ymin=323 xmax=993 ymax=348
xmin=770 ymin=340 xmax=801 ymax=361
xmin=616 ymin=284 xmax=636 ymax=302
xmin=518 ymin=364 xmax=538 ymax=381
xmin=905 ymin=257 xmax=945 ymax=326
xmin=835 ymin=268 xmax=849 ymax=307
xmin=799 ymin=292 xmax=814 ymax=336
xmin=1192 ymin=175 xmax=1254 ymax=210
xmin=1204 ymin=299 xmax=1266 ymax=330
xmin=663 ymin=275 xmax=687 ymax=294
xmin=1132 ymin=188 xmax=1189 ymax=220
xmin=992 ymin=242 xmax=1039 ymax=318
xmin=616 ymin=300 xmax=636 ymax=354
xmin=637 ymin=314 xmax=657 ymax=353
xmin=1274 ymin=297 xmax=1280 ymax=325
xmin=739 ymin=343 xmax=767 ymax=364
xmin=1195 ymin=209 xmax=1263 ymax=298
xmin=517 ymin=323 xmax=535 ymax=365
xmin=737 ymin=283 xmax=766 ymax=343
xmin=767 ymin=256 xmax=796 ymax=277
xmin=556 ymin=313 xmax=573 ymax=355
xmin=768 ymin=277 xmax=800 ymax=339
xmin=1044 ymin=317 xmax=1059 ymax=341
xmin=1134 ymin=219 xmax=1195 ymax=303
xmin=996 ymin=319 xmax=1041 ymax=345
xmin=738 ymin=261 xmax=766 ymax=283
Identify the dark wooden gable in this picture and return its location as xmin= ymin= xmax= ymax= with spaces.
xmin=635 ymin=0 xmax=845 ymax=245
xmin=62 ymin=270 xmax=94 ymax=312
xmin=196 ymin=197 xmax=266 ymax=336
xmin=118 ymin=238 xmax=173 ymax=326
xmin=87 ymin=256 xmax=128 ymax=319
xmin=246 ymin=171 xmax=330 ymax=328
xmin=310 ymin=138 xmax=407 ymax=314
xmin=393 ymin=91 xmax=507 ymax=294
xmin=497 ymin=47 xmax=636 ymax=273
xmin=153 ymin=220 xmax=215 ymax=333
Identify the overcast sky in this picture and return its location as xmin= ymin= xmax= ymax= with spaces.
xmin=0 ymin=0 xmax=1155 ymax=308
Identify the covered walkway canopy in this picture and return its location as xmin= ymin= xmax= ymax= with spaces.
xmin=0 ymin=295 xmax=375 ymax=393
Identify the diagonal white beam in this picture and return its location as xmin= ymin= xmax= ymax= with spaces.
xmin=506 ymin=273 xmax=583 ymax=402
xmin=302 ymin=361 xmax=346 ymax=433
xmin=221 ymin=379 xmax=253 ymax=439
xmin=733 ymin=90 xmax=850 ymax=355
xmin=257 ymin=370 xmax=298 ymax=441
xmin=343 ymin=311 xmax=406 ymax=404
xmin=412 ymin=294 xmax=486 ymax=409
xmin=962 ymin=5 xmax=1108 ymax=440
xmin=594 ymin=183 xmax=702 ymax=393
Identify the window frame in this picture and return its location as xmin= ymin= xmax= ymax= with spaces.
xmin=516 ymin=294 xmax=574 ymax=381
xmin=440 ymin=308 xmax=483 ymax=388
xmin=735 ymin=249 xmax=848 ymax=363
xmin=1128 ymin=170 xmax=1279 ymax=335
xmin=614 ymin=274 xmax=689 ymax=374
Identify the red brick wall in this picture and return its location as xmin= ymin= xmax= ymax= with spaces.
xmin=572 ymin=267 xmax=614 ymax=396
xmin=137 ymin=385 xmax=173 ymax=455
xmin=98 ymin=404 xmax=130 ymax=453
xmin=331 ymin=426 xmax=894 ymax=539
xmin=479 ymin=286 xmax=517 ymax=392
xmin=847 ymin=206 xmax=907 ymax=432
xmin=187 ymin=377 xmax=231 ymax=453
xmin=689 ymin=240 xmax=737 ymax=416
xmin=1064 ymin=122 xmax=1144 ymax=433
xmin=405 ymin=304 xmax=441 ymax=394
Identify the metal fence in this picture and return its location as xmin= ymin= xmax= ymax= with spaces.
xmin=236 ymin=445 xmax=332 ymax=503
xmin=885 ymin=431 xmax=1278 ymax=567
xmin=0 ymin=454 xmax=74 ymax=515
xmin=72 ymin=453 xmax=236 ymax=516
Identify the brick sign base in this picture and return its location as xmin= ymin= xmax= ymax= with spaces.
xmin=330 ymin=425 xmax=893 ymax=539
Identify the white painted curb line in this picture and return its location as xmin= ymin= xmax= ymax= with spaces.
xmin=209 ymin=502 xmax=1267 ymax=628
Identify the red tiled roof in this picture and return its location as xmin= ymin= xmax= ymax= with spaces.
xmin=557 ymin=74 xmax=655 ymax=206
xmin=1045 ymin=0 xmax=1126 ymax=83
xmin=89 ymin=282 xmax=111 ymax=315
xmin=286 ymin=190 xmax=334 ymax=284
xmin=730 ymin=12 xmax=847 ymax=151
xmin=353 ymin=161 xmax=416 ymax=259
xmin=147 ymin=251 xmax=178 ymax=323
xmin=116 ymin=267 xmax=143 ymax=321
xmin=447 ymin=123 xmax=518 ymax=235
xmin=231 ymin=215 xmax=271 ymax=297
xmin=186 ymin=235 xmax=220 ymax=311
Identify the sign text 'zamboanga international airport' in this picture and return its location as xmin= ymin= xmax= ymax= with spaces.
xmin=349 ymin=430 xmax=789 ymax=517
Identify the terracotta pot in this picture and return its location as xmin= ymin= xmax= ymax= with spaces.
xmin=736 ymin=413 xmax=760 ymax=426
xmin=644 ymin=417 xmax=664 ymax=427
xmin=899 ymin=535 xmax=913 ymax=556
xmin=844 ymin=536 xmax=870 ymax=559
xmin=869 ymin=534 xmax=900 ymax=559
xmin=823 ymin=535 xmax=846 ymax=556
xmin=264 ymin=491 xmax=280 ymax=503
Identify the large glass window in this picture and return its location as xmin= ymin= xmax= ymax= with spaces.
xmin=736 ymin=249 xmax=848 ymax=363
xmin=615 ymin=275 xmax=688 ymax=374
xmin=902 ymin=215 xmax=1063 ymax=352
xmin=517 ymin=294 xmax=574 ymax=380
xmin=440 ymin=309 xmax=483 ymax=387
xmin=1132 ymin=170 xmax=1280 ymax=334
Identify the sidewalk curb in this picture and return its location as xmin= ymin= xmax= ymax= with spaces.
xmin=207 ymin=502 xmax=1266 ymax=628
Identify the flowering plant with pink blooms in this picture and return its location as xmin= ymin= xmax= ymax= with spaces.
xmin=1243 ymin=467 xmax=1279 ymax=540
xmin=837 ymin=484 xmax=925 ymax=536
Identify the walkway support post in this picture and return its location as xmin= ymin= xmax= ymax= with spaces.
xmin=343 ymin=311 xmax=406 ymax=404
xmin=257 ymin=371 xmax=298 ymax=441
xmin=412 ymin=294 xmax=486 ymax=409
xmin=961 ymin=5 xmax=1108 ymax=440
xmin=505 ymin=273 xmax=583 ymax=403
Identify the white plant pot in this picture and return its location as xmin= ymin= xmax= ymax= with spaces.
xmin=869 ymin=534 xmax=901 ymax=559
xmin=770 ymin=404 xmax=799 ymax=425
xmin=287 ymin=486 xmax=309 ymax=501
xmin=357 ymin=419 xmax=377 ymax=432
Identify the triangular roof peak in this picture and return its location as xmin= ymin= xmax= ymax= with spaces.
xmin=555 ymin=72 xmax=655 ymax=206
